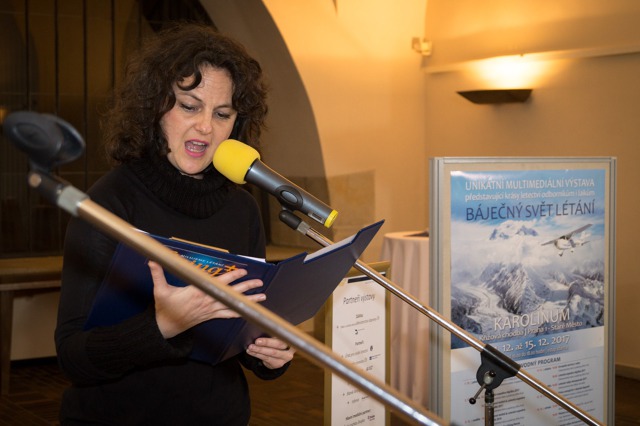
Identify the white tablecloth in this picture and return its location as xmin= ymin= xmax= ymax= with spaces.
xmin=381 ymin=231 xmax=430 ymax=408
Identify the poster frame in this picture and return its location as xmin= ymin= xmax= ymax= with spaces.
xmin=428 ymin=157 xmax=616 ymax=425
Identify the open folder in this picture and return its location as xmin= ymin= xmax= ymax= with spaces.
xmin=85 ymin=220 xmax=384 ymax=365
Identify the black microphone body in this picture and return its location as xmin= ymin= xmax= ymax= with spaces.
xmin=212 ymin=139 xmax=338 ymax=228
xmin=246 ymin=159 xmax=337 ymax=227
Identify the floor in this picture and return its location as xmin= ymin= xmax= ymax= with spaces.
xmin=0 ymin=356 xmax=638 ymax=425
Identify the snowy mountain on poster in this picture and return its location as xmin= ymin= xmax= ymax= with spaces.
xmin=450 ymin=219 xmax=605 ymax=349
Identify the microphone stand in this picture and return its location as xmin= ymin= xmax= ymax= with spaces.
xmin=277 ymin=209 xmax=602 ymax=426
xmin=24 ymin=168 xmax=443 ymax=426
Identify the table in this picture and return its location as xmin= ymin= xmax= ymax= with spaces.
xmin=0 ymin=256 xmax=62 ymax=395
xmin=381 ymin=231 xmax=430 ymax=408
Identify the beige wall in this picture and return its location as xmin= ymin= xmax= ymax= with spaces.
xmin=261 ymin=0 xmax=429 ymax=254
xmin=205 ymin=0 xmax=638 ymax=375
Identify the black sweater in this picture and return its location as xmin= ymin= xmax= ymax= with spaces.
xmin=55 ymin=156 xmax=287 ymax=425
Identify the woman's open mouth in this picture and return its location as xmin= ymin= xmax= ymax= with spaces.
xmin=185 ymin=140 xmax=208 ymax=154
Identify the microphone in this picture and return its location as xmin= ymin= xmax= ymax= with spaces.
xmin=3 ymin=111 xmax=85 ymax=171
xmin=213 ymin=139 xmax=338 ymax=228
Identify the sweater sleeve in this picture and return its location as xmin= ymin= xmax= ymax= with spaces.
xmin=238 ymin=351 xmax=291 ymax=380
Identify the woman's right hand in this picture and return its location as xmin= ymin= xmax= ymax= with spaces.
xmin=148 ymin=261 xmax=265 ymax=339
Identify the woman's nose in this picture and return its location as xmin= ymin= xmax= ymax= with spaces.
xmin=194 ymin=115 xmax=212 ymax=134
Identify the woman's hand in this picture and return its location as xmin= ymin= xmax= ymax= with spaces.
xmin=149 ymin=261 xmax=265 ymax=339
xmin=246 ymin=337 xmax=295 ymax=369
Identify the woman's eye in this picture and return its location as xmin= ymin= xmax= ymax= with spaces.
xmin=179 ymin=103 xmax=197 ymax=112
xmin=216 ymin=112 xmax=232 ymax=120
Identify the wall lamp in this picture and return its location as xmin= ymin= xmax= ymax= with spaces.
xmin=457 ymin=89 xmax=532 ymax=104
xmin=456 ymin=54 xmax=539 ymax=104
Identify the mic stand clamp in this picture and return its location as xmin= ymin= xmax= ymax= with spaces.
xmin=468 ymin=347 xmax=518 ymax=426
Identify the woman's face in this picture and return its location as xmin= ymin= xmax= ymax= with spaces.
xmin=161 ymin=65 xmax=237 ymax=178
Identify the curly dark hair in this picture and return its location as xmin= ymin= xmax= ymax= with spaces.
xmin=103 ymin=23 xmax=268 ymax=165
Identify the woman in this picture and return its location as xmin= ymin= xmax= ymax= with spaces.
xmin=55 ymin=23 xmax=294 ymax=425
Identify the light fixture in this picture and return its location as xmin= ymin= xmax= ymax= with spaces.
xmin=457 ymin=89 xmax=532 ymax=104
xmin=411 ymin=37 xmax=432 ymax=56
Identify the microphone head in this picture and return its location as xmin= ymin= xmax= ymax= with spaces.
xmin=3 ymin=111 xmax=85 ymax=171
xmin=213 ymin=139 xmax=260 ymax=184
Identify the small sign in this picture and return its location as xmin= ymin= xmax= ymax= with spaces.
xmin=325 ymin=263 xmax=390 ymax=426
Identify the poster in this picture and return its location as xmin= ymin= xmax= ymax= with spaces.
xmin=325 ymin=265 xmax=390 ymax=426
xmin=429 ymin=158 xmax=615 ymax=425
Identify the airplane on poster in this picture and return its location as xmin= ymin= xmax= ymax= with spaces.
xmin=541 ymin=224 xmax=592 ymax=256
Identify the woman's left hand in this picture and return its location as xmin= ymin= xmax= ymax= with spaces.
xmin=246 ymin=337 xmax=295 ymax=369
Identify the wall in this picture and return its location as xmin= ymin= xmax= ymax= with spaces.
xmin=202 ymin=0 xmax=638 ymax=376
xmin=258 ymin=0 xmax=429 ymax=259
xmin=423 ymin=0 xmax=640 ymax=377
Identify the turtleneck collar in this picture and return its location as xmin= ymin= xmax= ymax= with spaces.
xmin=128 ymin=155 xmax=232 ymax=219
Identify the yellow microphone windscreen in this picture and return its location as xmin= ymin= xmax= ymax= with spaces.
xmin=212 ymin=139 xmax=260 ymax=184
